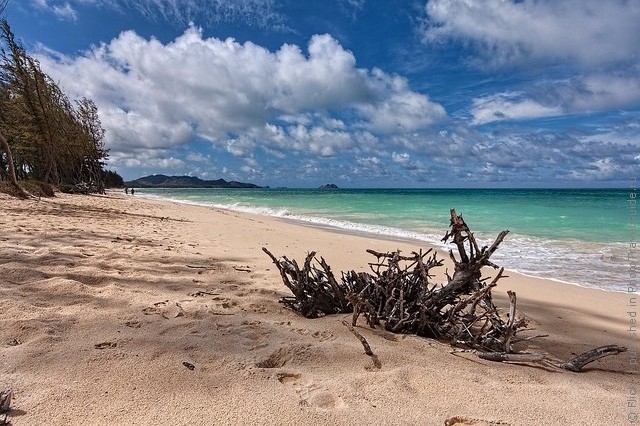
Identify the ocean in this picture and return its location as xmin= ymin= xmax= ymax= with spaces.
xmin=136 ymin=187 xmax=631 ymax=293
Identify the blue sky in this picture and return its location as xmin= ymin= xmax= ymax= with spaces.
xmin=4 ymin=0 xmax=639 ymax=187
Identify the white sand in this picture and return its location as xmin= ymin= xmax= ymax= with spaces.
xmin=0 ymin=191 xmax=633 ymax=425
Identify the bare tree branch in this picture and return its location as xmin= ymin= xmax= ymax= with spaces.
xmin=264 ymin=210 xmax=627 ymax=372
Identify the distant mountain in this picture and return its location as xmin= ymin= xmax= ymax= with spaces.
xmin=319 ymin=183 xmax=339 ymax=189
xmin=125 ymin=174 xmax=262 ymax=189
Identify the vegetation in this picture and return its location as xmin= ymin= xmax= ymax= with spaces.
xmin=0 ymin=16 xmax=121 ymax=197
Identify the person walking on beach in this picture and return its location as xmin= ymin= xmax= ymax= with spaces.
xmin=125 ymin=187 xmax=129 ymax=195
xmin=131 ymin=188 xmax=135 ymax=196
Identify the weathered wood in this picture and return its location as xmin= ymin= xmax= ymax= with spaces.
xmin=503 ymin=289 xmax=518 ymax=352
xmin=560 ymin=345 xmax=627 ymax=372
xmin=263 ymin=209 xmax=627 ymax=372
xmin=477 ymin=352 xmax=546 ymax=363
xmin=428 ymin=210 xmax=509 ymax=312
xmin=263 ymin=210 xmax=516 ymax=348
xmin=0 ymin=388 xmax=11 ymax=413
xmin=263 ymin=247 xmax=348 ymax=318
xmin=342 ymin=320 xmax=382 ymax=369
xmin=477 ymin=345 xmax=627 ymax=371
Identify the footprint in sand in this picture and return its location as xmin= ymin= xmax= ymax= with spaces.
xmin=143 ymin=300 xmax=204 ymax=319
xmin=276 ymin=372 xmax=301 ymax=383
xmin=94 ymin=341 xmax=117 ymax=349
xmin=210 ymin=295 xmax=239 ymax=311
xmin=124 ymin=320 xmax=141 ymax=328
xmin=311 ymin=330 xmax=335 ymax=342
xmin=290 ymin=327 xmax=335 ymax=342
xmin=142 ymin=300 xmax=169 ymax=315
xmin=276 ymin=373 xmax=345 ymax=409
xmin=256 ymin=348 xmax=289 ymax=368
xmin=445 ymin=416 xmax=511 ymax=426
xmin=236 ymin=322 xmax=270 ymax=350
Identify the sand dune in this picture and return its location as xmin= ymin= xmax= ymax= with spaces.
xmin=0 ymin=191 xmax=633 ymax=425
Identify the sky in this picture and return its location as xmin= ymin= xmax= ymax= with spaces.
xmin=3 ymin=0 xmax=640 ymax=187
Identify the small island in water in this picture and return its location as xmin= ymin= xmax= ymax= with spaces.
xmin=319 ymin=183 xmax=339 ymax=189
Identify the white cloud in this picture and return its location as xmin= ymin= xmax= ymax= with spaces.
xmin=357 ymin=71 xmax=446 ymax=133
xmin=32 ymin=0 xmax=286 ymax=28
xmin=273 ymin=124 xmax=354 ymax=157
xmin=30 ymin=0 xmax=78 ymax=21
xmin=568 ymin=74 xmax=640 ymax=112
xmin=36 ymin=28 xmax=445 ymax=160
xmin=269 ymin=34 xmax=372 ymax=113
xmin=225 ymin=135 xmax=257 ymax=157
xmin=471 ymin=74 xmax=640 ymax=125
xmin=356 ymin=156 xmax=381 ymax=166
xmin=185 ymin=152 xmax=210 ymax=163
xmin=391 ymin=152 xmax=410 ymax=165
xmin=471 ymin=93 xmax=562 ymax=125
xmin=423 ymin=0 xmax=640 ymax=68
xmin=108 ymin=150 xmax=186 ymax=169
xmin=52 ymin=2 xmax=78 ymax=21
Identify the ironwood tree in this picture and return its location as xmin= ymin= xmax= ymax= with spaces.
xmin=0 ymin=17 xmax=111 ymax=194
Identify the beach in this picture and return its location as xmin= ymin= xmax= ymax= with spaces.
xmin=0 ymin=191 xmax=633 ymax=425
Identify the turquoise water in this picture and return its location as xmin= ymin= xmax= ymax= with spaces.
xmin=137 ymin=188 xmax=632 ymax=292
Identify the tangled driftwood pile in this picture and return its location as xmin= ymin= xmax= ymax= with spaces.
xmin=263 ymin=209 xmax=625 ymax=371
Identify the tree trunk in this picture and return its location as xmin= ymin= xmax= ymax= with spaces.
xmin=0 ymin=131 xmax=27 ymax=197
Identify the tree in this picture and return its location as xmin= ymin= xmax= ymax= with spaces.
xmin=75 ymin=97 xmax=108 ymax=191
xmin=0 ymin=17 xmax=109 ymax=194
xmin=0 ymin=130 xmax=24 ymax=192
xmin=0 ymin=0 xmax=24 ymax=195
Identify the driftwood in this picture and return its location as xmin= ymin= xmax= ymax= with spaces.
xmin=263 ymin=209 xmax=522 ymax=351
xmin=342 ymin=320 xmax=382 ymax=369
xmin=263 ymin=209 xmax=626 ymax=370
xmin=262 ymin=248 xmax=349 ymax=317
xmin=477 ymin=345 xmax=627 ymax=372
xmin=560 ymin=345 xmax=627 ymax=372
xmin=0 ymin=389 xmax=11 ymax=413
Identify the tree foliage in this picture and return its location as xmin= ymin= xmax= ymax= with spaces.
xmin=0 ymin=19 xmax=117 ymax=192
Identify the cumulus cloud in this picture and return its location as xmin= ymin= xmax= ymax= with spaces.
xmin=36 ymin=28 xmax=445 ymax=160
xmin=423 ymin=0 xmax=640 ymax=68
xmin=356 ymin=70 xmax=446 ymax=132
xmin=249 ymin=121 xmax=371 ymax=158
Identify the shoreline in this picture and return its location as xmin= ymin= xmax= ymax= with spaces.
xmin=0 ymin=191 xmax=634 ymax=425
xmin=137 ymin=191 xmax=626 ymax=294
